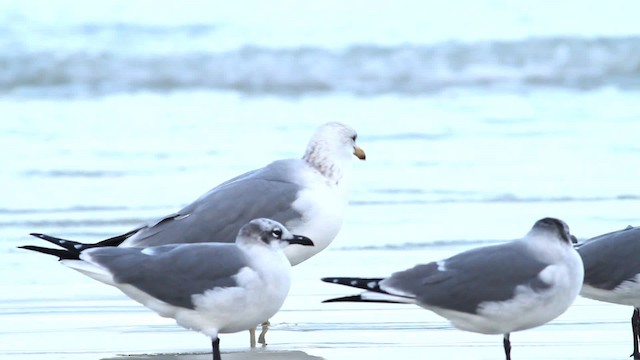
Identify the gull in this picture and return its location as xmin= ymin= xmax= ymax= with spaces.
xmin=31 ymin=121 xmax=365 ymax=346
xmin=20 ymin=218 xmax=314 ymax=360
xmin=321 ymin=218 xmax=583 ymax=360
xmin=577 ymin=225 xmax=640 ymax=358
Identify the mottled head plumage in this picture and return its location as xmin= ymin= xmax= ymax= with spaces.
xmin=302 ymin=122 xmax=365 ymax=183
xmin=237 ymin=218 xmax=314 ymax=248
xmin=238 ymin=218 xmax=288 ymax=245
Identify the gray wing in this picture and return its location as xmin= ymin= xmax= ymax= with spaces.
xmin=123 ymin=159 xmax=305 ymax=247
xmin=382 ymin=241 xmax=550 ymax=314
xmin=578 ymin=226 xmax=640 ymax=290
xmin=85 ymin=244 xmax=247 ymax=309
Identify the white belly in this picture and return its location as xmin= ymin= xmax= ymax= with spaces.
xmin=433 ymin=254 xmax=584 ymax=335
xmin=581 ymin=274 xmax=640 ymax=308
xmin=284 ymin=180 xmax=347 ymax=266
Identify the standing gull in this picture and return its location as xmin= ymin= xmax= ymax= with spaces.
xmin=577 ymin=225 xmax=640 ymax=358
xmin=32 ymin=121 xmax=365 ymax=346
xmin=20 ymin=218 xmax=314 ymax=360
xmin=322 ymin=218 xmax=583 ymax=360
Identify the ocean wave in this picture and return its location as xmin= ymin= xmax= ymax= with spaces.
xmin=2 ymin=36 xmax=640 ymax=96
xmin=0 ymin=206 xmax=128 ymax=214
xmin=0 ymin=218 xmax=144 ymax=229
xmin=351 ymin=193 xmax=640 ymax=206
xmin=22 ymin=169 xmax=126 ymax=178
xmin=335 ymin=239 xmax=504 ymax=251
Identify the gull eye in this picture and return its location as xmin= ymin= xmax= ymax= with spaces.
xmin=351 ymin=135 xmax=357 ymax=141
xmin=271 ymin=227 xmax=282 ymax=239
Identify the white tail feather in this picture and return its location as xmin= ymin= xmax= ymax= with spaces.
xmin=61 ymin=259 xmax=115 ymax=285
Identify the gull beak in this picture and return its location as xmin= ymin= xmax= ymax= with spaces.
xmin=353 ymin=146 xmax=366 ymax=160
xmin=286 ymin=234 xmax=314 ymax=247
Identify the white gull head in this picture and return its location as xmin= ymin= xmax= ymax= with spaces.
xmin=302 ymin=122 xmax=366 ymax=185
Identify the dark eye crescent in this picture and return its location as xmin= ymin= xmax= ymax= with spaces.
xmin=272 ymin=228 xmax=282 ymax=238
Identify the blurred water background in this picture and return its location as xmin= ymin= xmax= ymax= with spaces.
xmin=2 ymin=0 xmax=640 ymax=359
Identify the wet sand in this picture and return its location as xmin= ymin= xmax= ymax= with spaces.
xmin=2 ymin=246 xmax=636 ymax=360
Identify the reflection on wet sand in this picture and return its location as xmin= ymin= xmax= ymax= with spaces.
xmin=103 ymin=350 xmax=323 ymax=360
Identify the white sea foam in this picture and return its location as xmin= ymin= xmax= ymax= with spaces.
xmin=1 ymin=0 xmax=640 ymax=96
xmin=2 ymin=38 xmax=640 ymax=96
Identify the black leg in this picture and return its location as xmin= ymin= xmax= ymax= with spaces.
xmin=258 ymin=320 xmax=270 ymax=346
xmin=632 ymin=308 xmax=640 ymax=359
xmin=212 ymin=337 xmax=221 ymax=360
xmin=503 ymin=333 xmax=512 ymax=360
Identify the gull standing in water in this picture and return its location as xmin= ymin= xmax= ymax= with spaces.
xmin=30 ymin=121 xmax=365 ymax=346
xmin=577 ymin=225 xmax=640 ymax=358
xmin=20 ymin=218 xmax=314 ymax=360
xmin=322 ymin=218 xmax=584 ymax=360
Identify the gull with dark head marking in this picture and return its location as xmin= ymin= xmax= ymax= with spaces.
xmin=577 ymin=225 xmax=640 ymax=358
xmin=322 ymin=218 xmax=583 ymax=360
xmin=20 ymin=218 xmax=314 ymax=360
xmin=28 ymin=121 xmax=365 ymax=346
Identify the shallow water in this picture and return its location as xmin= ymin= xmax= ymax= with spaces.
xmin=2 ymin=248 xmax=638 ymax=359
xmin=3 ymin=1 xmax=640 ymax=359
xmin=3 ymin=93 xmax=640 ymax=360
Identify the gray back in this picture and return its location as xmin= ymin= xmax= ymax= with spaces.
xmin=125 ymin=159 xmax=304 ymax=247
xmin=87 ymin=244 xmax=247 ymax=309
xmin=578 ymin=226 xmax=640 ymax=290
xmin=383 ymin=241 xmax=550 ymax=314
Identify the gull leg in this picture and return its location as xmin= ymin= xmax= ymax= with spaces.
xmin=212 ymin=337 xmax=221 ymax=360
xmin=503 ymin=333 xmax=512 ymax=360
xmin=249 ymin=328 xmax=257 ymax=348
xmin=258 ymin=320 xmax=270 ymax=346
xmin=632 ymin=308 xmax=640 ymax=359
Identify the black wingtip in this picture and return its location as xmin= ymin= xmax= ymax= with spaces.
xmin=96 ymin=227 xmax=143 ymax=247
xmin=18 ymin=245 xmax=78 ymax=260
xmin=321 ymin=277 xmax=384 ymax=292
xmin=322 ymin=294 xmax=403 ymax=304
xmin=22 ymin=232 xmax=90 ymax=258
xmin=29 ymin=232 xmax=73 ymax=245
xmin=322 ymin=295 xmax=364 ymax=303
xmin=29 ymin=229 xmax=140 ymax=249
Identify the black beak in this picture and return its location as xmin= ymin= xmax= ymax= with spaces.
xmin=286 ymin=234 xmax=314 ymax=246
